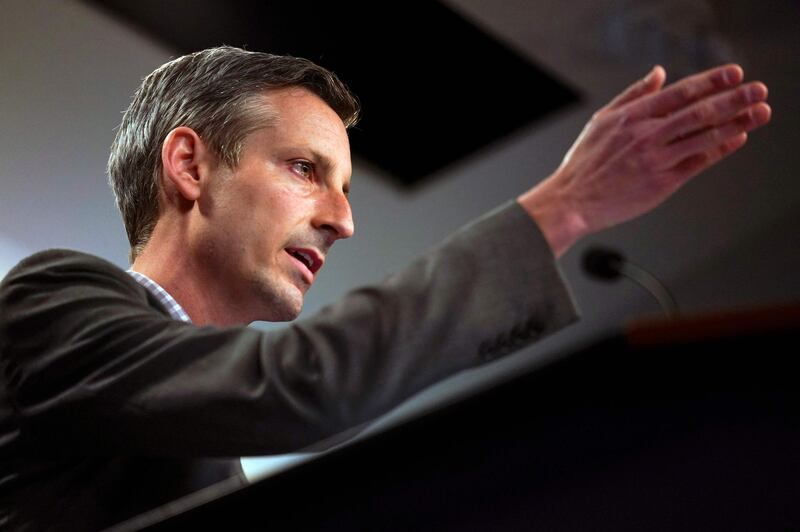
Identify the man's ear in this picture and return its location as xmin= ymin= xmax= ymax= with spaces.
xmin=161 ymin=126 xmax=212 ymax=203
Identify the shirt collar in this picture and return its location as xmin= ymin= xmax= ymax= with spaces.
xmin=126 ymin=270 xmax=192 ymax=323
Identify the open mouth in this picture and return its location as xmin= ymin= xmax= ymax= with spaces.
xmin=285 ymin=247 xmax=321 ymax=275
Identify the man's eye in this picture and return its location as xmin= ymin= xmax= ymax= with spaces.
xmin=292 ymin=161 xmax=313 ymax=179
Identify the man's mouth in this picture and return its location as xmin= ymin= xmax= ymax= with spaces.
xmin=285 ymin=247 xmax=323 ymax=276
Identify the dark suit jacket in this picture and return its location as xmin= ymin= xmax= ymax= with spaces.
xmin=0 ymin=202 xmax=578 ymax=530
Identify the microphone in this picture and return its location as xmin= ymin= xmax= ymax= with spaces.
xmin=582 ymin=246 xmax=679 ymax=318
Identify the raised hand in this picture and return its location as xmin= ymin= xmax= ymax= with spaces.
xmin=518 ymin=64 xmax=771 ymax=258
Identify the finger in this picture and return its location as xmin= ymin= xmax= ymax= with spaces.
xmin=656 ymin=81 xmax=768 ymax=143
xmin=669 ymin=132 xmax=749 ymax=179
xmin=628 ymin=64 xmax=743 ymax=119
xmin=605 ymin=65 xmax=666 ymax=111
xmin=660 ymin=102 xmax=771 ymax=167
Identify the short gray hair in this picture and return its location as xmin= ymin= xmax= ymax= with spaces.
xmin=107 ymin=46 xmax=360 ymax=263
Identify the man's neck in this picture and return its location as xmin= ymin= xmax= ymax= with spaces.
xmin=131 ymin=229 xmax=252 ymax=327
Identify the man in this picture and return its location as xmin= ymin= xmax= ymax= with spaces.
xmin=0 ymin=47 xmax=770 ymax=530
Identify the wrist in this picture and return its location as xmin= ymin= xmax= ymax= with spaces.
xmin=516 ymin=176 xmax=589 ymax=258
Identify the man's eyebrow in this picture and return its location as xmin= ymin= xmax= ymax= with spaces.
xmin=306 ymin=149 xmax=335 ymax=170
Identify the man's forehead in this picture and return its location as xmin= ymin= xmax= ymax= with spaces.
xmin=260 ymin=87 xmax=344 ymax=126
xmin=260 ymin=89 xmax=350 ymax=157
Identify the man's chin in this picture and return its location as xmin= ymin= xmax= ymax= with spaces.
xmin=253 ymin=294 xmax=303 ymax=322
xmin=264 ymin=306 xmax=302 ymax=322
xmin=249 ymin=276 xmax=305 ymax=322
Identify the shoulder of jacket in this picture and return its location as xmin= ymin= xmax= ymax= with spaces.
xmin=1 ymin=248 xmax=140 ymax=294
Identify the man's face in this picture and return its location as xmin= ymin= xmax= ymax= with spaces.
xmin=197 ymin=87 xmax=354 ymax=322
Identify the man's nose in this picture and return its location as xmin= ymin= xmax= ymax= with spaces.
xmin=314 ymin=190 xmax=354 ymax=241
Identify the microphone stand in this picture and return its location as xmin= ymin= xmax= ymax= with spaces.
xmin=582 ymin=246 xmax=679 ymax=318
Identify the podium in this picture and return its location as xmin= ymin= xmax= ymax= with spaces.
xmin=114 ymin=304 xmax=800 ymax=531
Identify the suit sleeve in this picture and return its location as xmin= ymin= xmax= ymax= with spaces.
xmin=0 ymin=202 xmax=578 ymax=457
